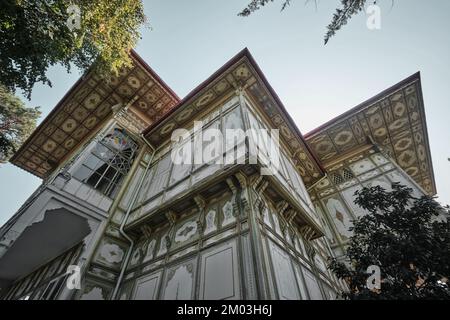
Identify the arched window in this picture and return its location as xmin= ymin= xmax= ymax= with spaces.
xmin=72 ymin=127 xmax=139 ymax=198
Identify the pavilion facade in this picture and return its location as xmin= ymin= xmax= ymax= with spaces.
xmin=0 ymin=49 xmax=435 ymax=300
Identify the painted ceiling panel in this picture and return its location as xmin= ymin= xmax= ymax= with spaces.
xmin=305 ymin=73 xmax=436 ymax=195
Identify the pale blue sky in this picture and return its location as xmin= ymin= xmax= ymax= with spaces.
xmin=1 ymin=0 xmax=449 ymax=225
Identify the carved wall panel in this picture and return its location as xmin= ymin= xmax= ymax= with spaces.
xmin=204 ymin=209 xmax=218 ymax=235
xmin=221 ymin=200 xmax=236 ymax=227
xmin=79 ymin=280 xmax=112 ymax=300
xmin=349 ymin=159 xmax=376 ymax=176
xmin=323 ymin=197 xmax=353 ymax=241
xmin=161 ymin=258 xmax=197 ymax=300
xmin=143 ymin=238 xmax=157 ymax=263
xmin=93 ymin=238 xmax=127 ymax=270
xmin=156 ymin=231 xmax=170 ymax=257
xmin=174 ymin=217 xmax=199 ymax=248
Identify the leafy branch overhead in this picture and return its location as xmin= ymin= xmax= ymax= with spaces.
xmin=0 ymin=0 xmax=147 ymax=99
xmin=0 ymin=85 xmax=40 ymax=163
xmin=239 ymin=0 xmax=369 ymax=44
xmin=328 ymin=183 xmax=450 ymax=299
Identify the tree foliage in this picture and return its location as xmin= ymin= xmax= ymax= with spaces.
xmin=238 ymin=0 xmax=291 ymax=17
xmin=324 ymin=0 xmax=366 ymax=44
xmin=328 ymin=183 xmax=450 ymax=299
xmin=239 ymin=0 xmax=369 ymax=44
xmin=0 ymin=85 xmax=40 ymax=163
xmin=0 ymin=0 xmax=146 ymax=98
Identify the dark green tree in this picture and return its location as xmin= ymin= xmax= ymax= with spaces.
xmin=0 ymin=0 xmax=146 ymax=98
xmin=239 ymin=0 xmax=370 ymax=44
xmin=328 ymin=183 xmax=450 ymax=299
xmin=0 ymin=85 xmax=41 ymax=163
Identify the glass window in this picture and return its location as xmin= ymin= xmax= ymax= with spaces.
xmin=72 ymin=127 xmax=138 ymax=199
xmin=169 ymin=141 xmax=192 ymax=186
xmin=223 ymin=107 xmax=244 ymax=150
xmin=283 ymin=155 xmax=313 ymax=207
xmin=5 ymin=245 xmax=82 ymax=300
xmin=146 ymin=153 xmax=171 ymax=199
xmin=193 ymin=120 xmax=221 ymax=170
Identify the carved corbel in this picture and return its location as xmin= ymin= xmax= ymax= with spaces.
xmin=276 ymin=200 xmax=289 ymax=216
xmin=194 ymin=195 xmax=206 ymax=232
xmin=235 ymin=172 xmax=248 ymax=189
xmin=165 ymin=210 xmax=177 ymax=226
xmin=226 ymin=178 xmax=240 ymax=217
xmin=164 ymin=234 xmax=172 ymax=252
xmin=299 ymin=225 xmax=316 ymax=242
xmin=140 ymin=224 xmax=152 ymax=239
xmin=273 ymin=201 xmax=289 ymax=234
xmin=235 ymin=172 xmax=251 ymax=216
xmin=251 ymin=178 xmax=269 ymax=211
xmin=305 ymin=242 xmax=317 ymax=260
xmin=285 ymin=209 xmax=297 ymax=224
xmin=251 ymin=175 xmax=264 ymax=190
xmin=194 ymin=195 xmax=206 ymax=211
xmin=298 ymin=227 xmax=317 ymax=259
xmin=258 ymin=180 xmax=269 ymax=194
xmin=226 ymin=178 xmax=237 ymax=195
xmin=164 ymin=210 xmax=177 ymax=251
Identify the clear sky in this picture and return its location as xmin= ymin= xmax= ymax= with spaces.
xmin=0 ymin=0 xmax=449 ymax=225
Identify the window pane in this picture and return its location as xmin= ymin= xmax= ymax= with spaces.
xmin=72 ymin=165 xmax=94 ymax=182
xmin=103 ymin=166 xmax=118 ymax=181
xmin=107 ymin=173 xmax=123 ymax=198
xmin=193 ymin=120 xmax=221 ymax=170
xmin=223 ymin=107 xmax=244 ymax=151
xmin=170 ymin=163 xmax=191 ymax=185
xmin=86 ymin=172 xmax=103 ymax=187
xmin=147 ymin=172 xmax=169 ymax=198
xmin=170 ymin=139 xmax=192 ymax=185
xmin=223 ymin=107 xmax=243 ymax=130
xmin=95 ymin=176 xmax=111 ymax=194
xmin=83 ymin=154 xmax=104 ymax=171
xmin=146 ymin=153 xmax=171 ymax=198
xmin=93 ymin=144 xmax=115 ymax=162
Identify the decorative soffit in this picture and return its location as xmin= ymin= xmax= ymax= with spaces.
xmin=143 ymin=48 xmax=325 ymax=187
xmin=10 ymin=50 xmax=180 ymax=178
xmin=304 ymin=72 xmax=436 ymax=195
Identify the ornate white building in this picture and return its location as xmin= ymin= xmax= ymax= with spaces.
xmin=0 ymin=49 xmax=435 ymax=300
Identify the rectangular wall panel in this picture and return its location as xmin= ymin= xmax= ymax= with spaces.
xmin=293 ymin=263 xmax=308 ymax=300
xmin=268 ymin=241 xmax=300 ymax=300
xmin=303 ymin=268 xmax=323 ymax=300
xmin=199 ymin=240 xmax=240 ymax=300
xmin=133 ymin=270 xmax=162 ymax=300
